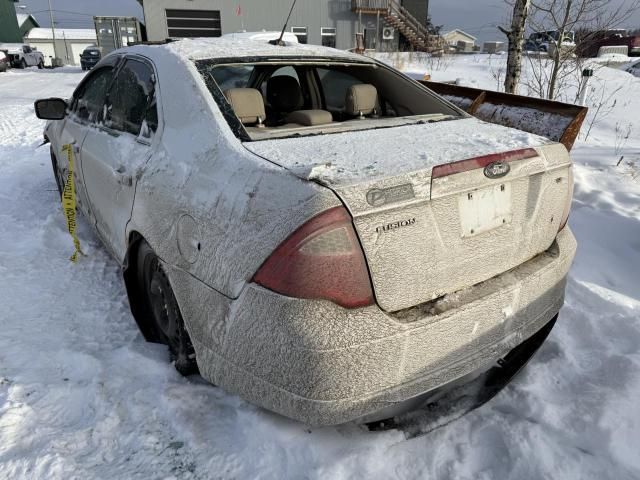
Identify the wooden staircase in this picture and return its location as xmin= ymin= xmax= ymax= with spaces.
xmin=351 ymin=0 xmax=445 ymax=52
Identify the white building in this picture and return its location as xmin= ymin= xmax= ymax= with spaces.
xmin=25 ymin=28 xmax=97 ymax=67
xmin=442 ymin=29 xmax=477 ymax=47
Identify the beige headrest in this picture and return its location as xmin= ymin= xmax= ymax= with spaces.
xmin=224 ymin=88 xmax=266 ymax=125
xmin=286 ymin=109 xmax=333 ymax=126
xmin=345 ymin=84 xmax=378 ymax=116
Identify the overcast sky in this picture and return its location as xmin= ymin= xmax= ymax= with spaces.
xmin=15 ymin=0 xmax=640 ymax=43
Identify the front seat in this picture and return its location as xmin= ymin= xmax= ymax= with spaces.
xmin=345 ymin=84 xmax=378 ymax=119
xmin=266 ymin=76 xmax=303 ymax=125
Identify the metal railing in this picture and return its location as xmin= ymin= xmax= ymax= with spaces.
xmin=388 ymin=0 xmax=429 ymax=40
xmin=351 ymin=0 xmax=390 ymax=12
xmin=352 ymin=0 xmax=443 ymax=51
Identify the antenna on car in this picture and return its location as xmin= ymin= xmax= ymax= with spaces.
xmin=269 ymin=0 xmax=298 ymax=46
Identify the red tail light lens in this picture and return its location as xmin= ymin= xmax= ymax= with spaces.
xmin=253 ymin=207 xmax=374 ymax=309
xmin=559 ymin=166 xmax=574 ymax=231
xmin=431 ymin=148 xmax=538 ymax=179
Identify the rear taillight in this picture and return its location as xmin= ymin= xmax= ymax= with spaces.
xmin=559 ymin=166 xmax=574 ymax=231
xmin=253 ymin=207 xmax=374 ymax=309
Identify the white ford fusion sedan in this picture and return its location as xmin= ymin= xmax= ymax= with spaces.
xmin=35 ymin=37 xmax=576 ymax=426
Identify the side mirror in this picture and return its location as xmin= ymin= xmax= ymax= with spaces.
xmin=34 ymin=98 xmax=68 ymax=120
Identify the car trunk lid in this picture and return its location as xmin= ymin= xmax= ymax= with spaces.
xmin=245 ymin=118 xmax=572 ymax=311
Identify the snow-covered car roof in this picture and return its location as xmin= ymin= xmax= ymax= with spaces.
xmin=124 ymin=37 xmax=375 ymax=64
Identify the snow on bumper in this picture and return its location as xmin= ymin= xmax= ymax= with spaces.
xmin=177 ymin=228 xmax=576 ymax=426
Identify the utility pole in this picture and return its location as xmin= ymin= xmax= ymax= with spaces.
xmin=47 ymin=0 xmax=58 ymax=64
xmin=425 ymin=0 xmax=430 ymax=28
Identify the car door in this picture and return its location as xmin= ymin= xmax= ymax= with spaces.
xmin=80 ymin=56 xmax=159 ymax=261
xmin=54 ymin=63 xmax=118 ymax=221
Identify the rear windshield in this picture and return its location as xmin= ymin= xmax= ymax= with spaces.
xmin=195 ymin=58 xmax=463 ymax=141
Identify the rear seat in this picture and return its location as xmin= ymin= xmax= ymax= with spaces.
xmin=224 ymin=86 xmax=336 ymax=132
xmin=224 ymin=88 xmax=266 ymax=127
xmin=285 ymin=110 xmax=333 ymax=126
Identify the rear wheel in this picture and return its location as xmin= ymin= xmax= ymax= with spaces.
xmin=20 ymin=59 xmax=27 ymax=69
xmin=38 ymin=59 xmax=44 ymax=69
xmin=136 ymin=241 xmax=198 ymax=376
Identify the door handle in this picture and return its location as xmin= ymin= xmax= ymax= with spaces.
xmin=113 ymin=167 xmax=132 ymax=186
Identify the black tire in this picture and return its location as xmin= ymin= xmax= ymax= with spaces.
xmin=20 ymin=59 xmax=27 ymax=69
xmin=136 ymin=241 xmax=198 ymax=376
xmin=50 ymin=148 xmax=64 ymax=198
xmin=38 ymin=60 xmax=44 ymax=69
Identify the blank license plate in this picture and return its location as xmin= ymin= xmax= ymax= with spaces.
xmin=458 ymin=183 xmax=512 ymax=238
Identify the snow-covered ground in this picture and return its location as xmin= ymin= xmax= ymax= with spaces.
xmin=0 ymin=57 xmax=639 ymax=479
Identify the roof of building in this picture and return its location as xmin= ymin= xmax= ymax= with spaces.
xmin=137 ymin=37 xmax=375 ymax=63
xmin=25 ymin=27 xmax=97 ymax=41
xmin=16 ymin=13 xmax=39 ymax=28
xmin=443 ymin=29 xmax=477 ymax=42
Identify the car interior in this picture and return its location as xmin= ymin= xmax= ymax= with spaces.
xmin=200 ymin=61 xmax=463 ymax=140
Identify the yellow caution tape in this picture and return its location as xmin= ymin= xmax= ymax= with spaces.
xmin=61 ymin=144 xmax=84 ymax=263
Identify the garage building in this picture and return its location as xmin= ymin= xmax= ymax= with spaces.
xmin=25 ymin=28 xmax=97 ymax=67
xmin=138 ymin=0 xmax=433 ymax=52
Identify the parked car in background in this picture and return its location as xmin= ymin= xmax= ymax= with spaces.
xmin=524 ymin=39 xmax=546 ymax=52
xmin=79 ymin=46 xmax=102 ymax=71
xmin=0 ymin=44 xmax=44 ymax=69
xmin=527 ymin=30 xmax=576 ymax=53
xmin=35 ymin=38 xmax=577 ymax=426
xmin=0 ymin=51 xmax=8 ymax=72
xmin=222 ymin=31 xmax=300 ymax=43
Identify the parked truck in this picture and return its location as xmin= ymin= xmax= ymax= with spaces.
xmin=93 ymin=16 xmax=144 ymax=55
xmin=0 ymin=43 xmax=45 ymax=68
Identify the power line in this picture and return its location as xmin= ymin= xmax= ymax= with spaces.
xmin=27 ymin=9 xmax=95 ymax=17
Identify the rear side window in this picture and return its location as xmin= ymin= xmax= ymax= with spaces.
xmin=72 ymin=67 xmax=114 ymax=123
xmin=104 ymin=59 xmax=157 ymax=137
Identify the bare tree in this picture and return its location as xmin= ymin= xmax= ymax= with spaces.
xmin=499 ymin=0 xmax=532 ymax=94
xmin=528 ymin=0 xmax=640 ymax=100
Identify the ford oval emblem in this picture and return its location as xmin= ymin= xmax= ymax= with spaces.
xmin=366 ymin=189 xmax=386 ymax=207
xmin=484 ymin=161 xmax=510 ymax=179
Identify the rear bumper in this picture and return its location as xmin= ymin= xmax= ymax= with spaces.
xmin=189 ymin=228 xmax=576 ymax=426
xmin=81 ymin=59 xmax=99 ymax=68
